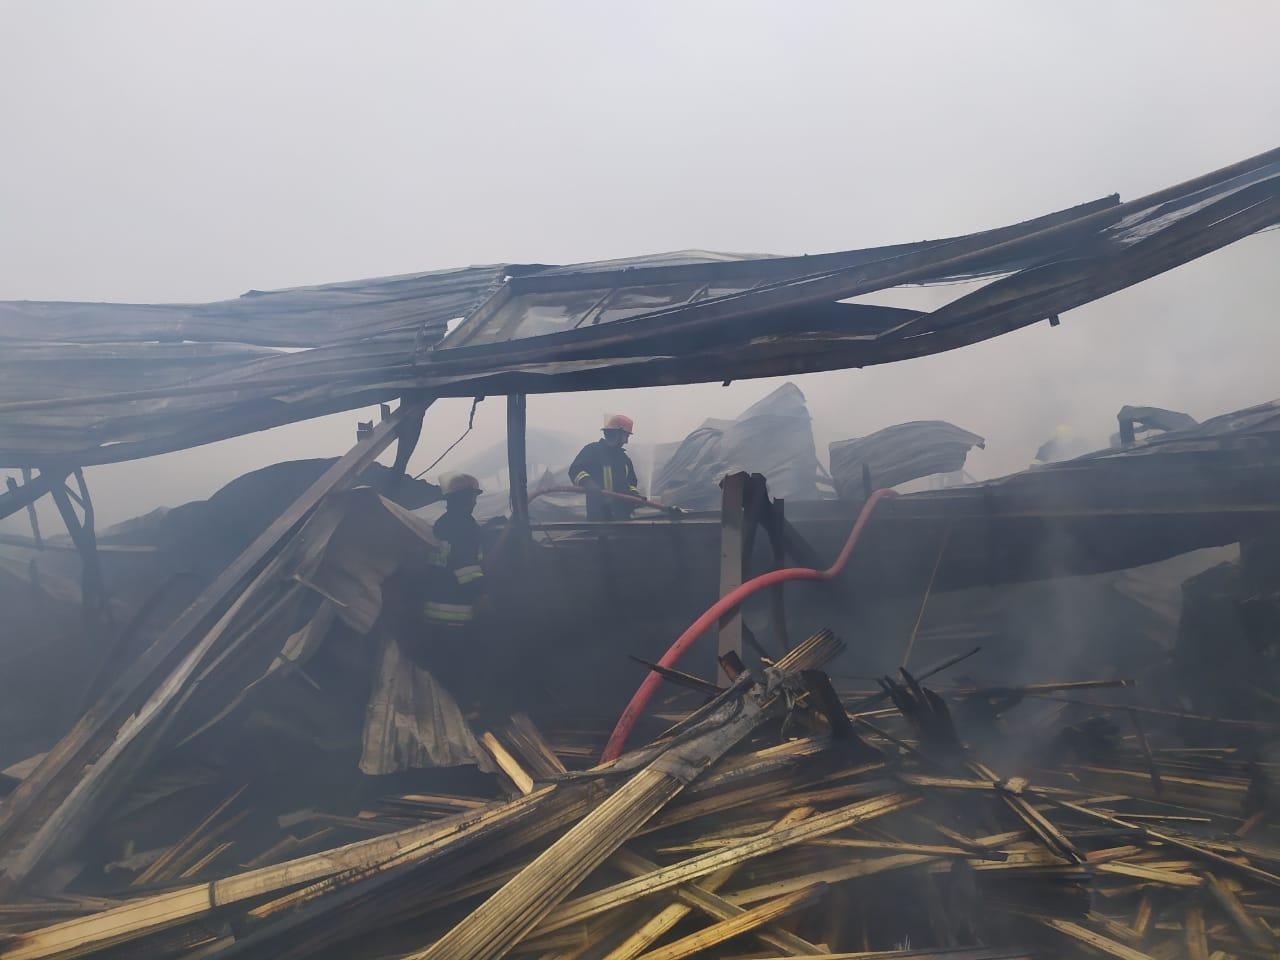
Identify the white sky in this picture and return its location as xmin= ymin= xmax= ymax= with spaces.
xmin=2 ymin=0 xmax=1278 ymax=528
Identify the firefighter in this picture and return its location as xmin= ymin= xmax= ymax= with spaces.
xmin=422 ymin=473 xmax=488 ymax=635
xmin=569 ymin=414 xmax=640 ymax=520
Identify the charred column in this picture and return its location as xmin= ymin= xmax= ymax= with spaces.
xmin=716 ymin=472 xmax=747 ymax=678
xmin=507 ymin=394 xmax=530 ymax=537
xmin=49 ymin=468 xmax=110 ymax=638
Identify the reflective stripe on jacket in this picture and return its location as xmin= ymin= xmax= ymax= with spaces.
xmin=423 ymin=600 xmax=475 ymax=624
xmin=423 ymin=508 xmax=486 ymax=626
xmin=568 ymin=439 xmax=640 ymax=520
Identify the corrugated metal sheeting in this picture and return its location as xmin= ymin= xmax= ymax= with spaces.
xmin=1 ymin=147 xmax=1277 ymax=468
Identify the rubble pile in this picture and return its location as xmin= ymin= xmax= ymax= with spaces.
xmin=2 ymin=146 xmax=1279 ymax=959
xmin=2 ymin=629 xmax=1276 ymax=960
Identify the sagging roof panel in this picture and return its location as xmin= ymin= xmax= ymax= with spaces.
xmin=0 ymin=265 xmax=506 ymax=348
xmin=438 ymin=194 xmax=1121 ymax=353
xmin=0 ymin=147 xmax=1276 ymax=467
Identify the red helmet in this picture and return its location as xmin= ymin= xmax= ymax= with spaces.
xmin=442 ymin=473 xmax=483 ymax=496
xmin=603 ymin=414 xmax=634 ymax=435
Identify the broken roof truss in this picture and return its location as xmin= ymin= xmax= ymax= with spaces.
xmin=0 ymin=146 xmax=1276 ymax=468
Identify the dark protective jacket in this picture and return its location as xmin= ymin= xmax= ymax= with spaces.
xmin=423 ymin=508 xmax=486 ymax=627
xmin=569 ymin=439 xmax=640 ymax=521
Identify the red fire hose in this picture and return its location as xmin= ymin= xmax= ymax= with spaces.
xmin=600 ymin=487 xmax=898 ymax=761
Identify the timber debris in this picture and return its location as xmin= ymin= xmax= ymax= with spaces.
xmin=0 ymin=627 xmax=1276 ymax=960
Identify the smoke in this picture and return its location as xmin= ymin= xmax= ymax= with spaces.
xmin=2 ymin=2 xmax=1278 ymax=532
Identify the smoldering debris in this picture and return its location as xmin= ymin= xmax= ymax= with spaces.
xmin=0 ymin=397 xmax=1278 ymax=958
xmin=1 ymin=147 xmax=1279 ymax=959
xmin=1 ymin=630 xmax=1277 ymax=960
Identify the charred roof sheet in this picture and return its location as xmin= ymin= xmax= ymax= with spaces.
xmin=0 ymin=147 xmax=1276 ymax=467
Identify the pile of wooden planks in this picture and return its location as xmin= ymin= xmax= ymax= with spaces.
xmin=1 ymin=630 xmax=1277 ymax=960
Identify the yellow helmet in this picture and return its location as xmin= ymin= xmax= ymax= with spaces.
xmin=442 ymin=473 xmax=483 ymax=497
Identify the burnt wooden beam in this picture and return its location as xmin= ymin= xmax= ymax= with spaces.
xmin=0 ymin=468 xmax=62 ymax=523
xmin=716 ymin=472 xmax=747 ymax=679
xmin=0 ymin=397 xmax=433 ymax=895
xmin=412 ymin=630 xmax=845 ymax=960
xmin=48 ymin=469 xmax=110 ymax=638
xmin=386 ymin=399 xmax=427 ymax=494
xmin=760 ymin=491 xmax=790 ymax=653
xmin=507 ymin=394 xmax=529 ymax=536
xmin=14 ymin=468 xmax=42 ymax=546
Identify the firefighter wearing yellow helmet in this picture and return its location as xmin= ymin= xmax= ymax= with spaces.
xmin=422 ymin=473 xmax=487 ymax=632
xmin=569 ymin=414 xmax=640 ymax=521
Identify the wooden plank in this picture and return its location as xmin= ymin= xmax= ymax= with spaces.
xmin=1036 ymin=917 xmax=1159 ymax=960
xmin=1096 ymin=861 xmax=1204 ymax=889
xmin=1045 ymin=797 xmax=1280 ymax=889
xmin=744 ymin=952 xmax=1035 ymax=960
xmin=971 ymin=762 xmax=1082 ymax=864
xmin=481 ymin=732 xmax=536 ymax=796
xmin=534 ymin=791 xmax=917 ymax=936
xmin=412 ymin=690 xmax=771 ymax=958
xmin=0 ymin=704 xmax=583 ymax=960
xmin=604 ymin=863 xmax=740 ymax=960
xmin=607 ymin=809 xmax=821 ymax=960
xmin=176 ymin=841 xmax=233 ymax=881
xmin=0 ymin=399 xmax=431 ymax=894
xmin=410 ymin=632 xmax=846 ymax=960
xmin=630 ymin=883 xmax=827 ymax=960
xmin=503 ymin=714 xmax=569 ymax=779
xmin=1132 ymin=893 xmax=1154 ymax=939
xmin=132 ymin=785 xmax=246 ymax=887
xmin=1184 ymin=903 xmax=1210 ymax=960
xmin=1206 ymin=873 xmax=1280 ymax=952
xmin=727 ymin=853 xmax=936 ymax=908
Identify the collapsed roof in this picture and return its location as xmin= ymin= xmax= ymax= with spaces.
xmin=651 ymin=382 xmax=821 ymax=511
xmin=2 ymin=147 xmax=1277 ymax=468
xmin=829 ymin=420 xmax=985 ymax=500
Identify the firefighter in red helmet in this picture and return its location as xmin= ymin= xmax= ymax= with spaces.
xmin=569 ymin=414 xmax=640 ymax=521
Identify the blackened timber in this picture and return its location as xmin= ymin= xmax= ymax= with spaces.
xmin=0 ymin=781 xmax=582 ymax=960
xmin=507 ymin=394 xmax=529 ymax=536
xmin=16 ymin=469 xmax=41 ymax=545
xmin=716 ymin=472 xmax=747 ymax=678
xmin=386 ymin=401 xmax=426 ymax=493
xmin=0 ymin=399 xmax=433 ymax=894
xmin=48 ymin=471 xmax=109 ymax=636
xmin=410 ymin=631 xmax=846 ymax=960
xmin=0 ymin=469 xmax=62 ymax=524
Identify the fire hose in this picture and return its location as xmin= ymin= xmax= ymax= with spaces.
xmin=527 ymin=485 xmax=683 ymax=515
xmin=600 ymin=487 xmax=897 ymax=761
xmin=487 ymin=485 xmax=683 ymax=565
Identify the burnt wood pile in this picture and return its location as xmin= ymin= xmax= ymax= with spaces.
xmin=0 ymin=628 xmax=1276 ymax=960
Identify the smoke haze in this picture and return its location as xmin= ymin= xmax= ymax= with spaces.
xmin=2 ymin=0 xmax=1278 ymax=528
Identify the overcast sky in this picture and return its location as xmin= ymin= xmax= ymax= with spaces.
xmin=2 ymin=1 xmax=1278 ymax=528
